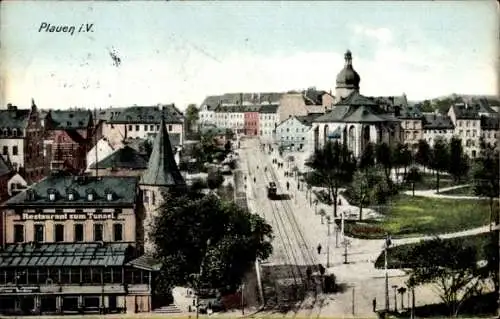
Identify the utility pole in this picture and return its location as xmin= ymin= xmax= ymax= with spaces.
xmin=351 ymin=286 xmax=355 ymax=316
xmin=241 ymin=283 xmax=245 ymax=315
xmin=384 ymin=234 xmax=391 ymax=312
xmin=327 ymin=216 xmax=331 ymax=267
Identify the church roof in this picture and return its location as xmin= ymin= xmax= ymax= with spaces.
xmin=140 ymin=117 xmax=185 ymax=187
xmin=89 ymin=145 xmax=148 ymax=170
xmin=314 ymin=92 xmax=399 ymax=123
xmin=336 ymin=50 xmax=360 ymax=90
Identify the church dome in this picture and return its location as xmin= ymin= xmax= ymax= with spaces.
xmin=336 ymin=50 xmax=360 ymax=89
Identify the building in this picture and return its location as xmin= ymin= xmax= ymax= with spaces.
xmin=0 ymin=155 xmax=11 ymax=201
xmin=86 ymin=138 xmax=115 ymax=170
xmin=103 ymin=105 xmax=185 ymax=148
xmin=422 ymin=112 xmax=455 ymax=147
xmin=259 ymin=104 xmax=279 ymax=142
xmin=275 ymin=114 xmax=321 ymax=151
xmin=278 ymin=88 xmax=334 ymax=123
xmin=243 ymin=106 xmax=260 ymax=136
xmin=399 ymin=104 xmax=424 ymax=151
xmin=0 ymin=101 xmax=45 ymax=184
xmin=311 ymin=50 xmax=402 ymax=158
xmin=87 ymin=145 xmax=149 ymax=177
xmin=0 ymin=174 xmax=159 ymax=314
xmin=44 ymin=109 xmax=94 ymax=173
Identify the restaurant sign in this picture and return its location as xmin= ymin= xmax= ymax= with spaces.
xmin=21 ymin=212 xmax=116 ymax=221
xmin=0 ymin=286 xmax=40 ymax=293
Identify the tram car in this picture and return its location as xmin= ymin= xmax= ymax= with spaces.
xmin=267 ymin=182 xmax=278 ymax=199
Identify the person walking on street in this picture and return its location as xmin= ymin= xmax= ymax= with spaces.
xmin=286 ymin=181 xmax=290 ymax=191
xmin=372 ymin=298 xmax=376 ymax=312
xmin=317 ymin=243 xmax=322 ymax=254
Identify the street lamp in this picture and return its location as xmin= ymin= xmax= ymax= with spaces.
xmin=384 ymin=234 xmax=392 ymax=312
xmin=326 ymin=216 xmax=332 ymax=267
xmin=392 ymin=285 xmax=398 ymax=312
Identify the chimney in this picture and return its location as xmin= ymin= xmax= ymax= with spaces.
xmin=394 ymin=105 xmax=401 ymax=117
xmin=240 ymin=93 xmax=243 ymax=105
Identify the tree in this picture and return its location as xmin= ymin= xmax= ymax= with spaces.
xmin=207 ymin=170 xmax=224 ymax=190
xmin=420 ymin=100 xmax=433 ymax=112
xmin=375 ymin=142 xmax=394 ymax=186
xmin=394 ymin=142 xmax=413 ymax=182
xmin=405 ymin=166 xmax=422 ymax=196
xmin=185 ymin=104 xmax=199 ymax=133
xmin=448 ymin=137 xmax=469 ymax=182
xmin=359 ymin=142 xmax=375 ymax=170
xmin=151 ymin=192 xmax=273 ymax=295
xmin=473 ymin=139 xmax=499 ymax=232
xmin=430 ymin=138 xmax=449 ymax=193
xmin=415 ymin=139 xmax=431 ymax=172
xmin=404 ymin=237 xmax=484 ymax=317
xmin=306 ymin=141 xmax=357 ymax=218
xmin=348 ymin=168 xmax=383 ymax=220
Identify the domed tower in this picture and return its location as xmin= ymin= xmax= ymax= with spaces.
xmin=335 ymin=50 xmax=360 ymax=103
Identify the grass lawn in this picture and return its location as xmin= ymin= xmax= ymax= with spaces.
xmin=400 ymin=175 xmax=458 ymax=191
xmin=344 ymin=195 xmax=495 ymax=239
xmin=374 ymin=232 xmax=494 ymax=269
xmin=439 ymin=185 xmax=476 ymax=196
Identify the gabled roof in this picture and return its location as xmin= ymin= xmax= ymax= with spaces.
xmin=0 ymin=155 xmax=11 ymax=177
xmin=109 ymin=105 xmax=183 ymax=124
xmin=140 ymin=117 xmax=185 ymax=187
xmin=303 ymin=88 xmax=329 ymax=105
xmin=399 ymin=104 xmax=423 ymax=119
xmin=127 ymin=255 xmax=162 ymax=271
xmin=0 ymin=107 xmax=31 ymax=130
xmin=46 ymin=110 xmax=92 ymax=130
xmin=314 ymin=92 xmax=398 ymax=123
xmin=89 ymin=145 xmax=148 ymax=170
xmin=480 ymin=115 xmax=500 ymax=130
xmin=259 ymin=104 xmax=279 ymax=114
xmin=450 ymin=103 xmax=481 ymax=119
xmin=296 ymin=113 xmax=323 ymax=127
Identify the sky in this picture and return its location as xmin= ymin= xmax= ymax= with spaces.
xmin=0 ymin=1 xmax=498 ymax=111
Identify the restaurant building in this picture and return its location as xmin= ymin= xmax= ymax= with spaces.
xmin=0 ymin=174 xmax=160 ymax=315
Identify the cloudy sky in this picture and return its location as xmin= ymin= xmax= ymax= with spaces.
xmin=0 ymin=1 xmax=498 ymax=110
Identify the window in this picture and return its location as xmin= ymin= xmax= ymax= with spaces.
xmin=113 ymin=224 xmax=123 ymax=241
xmin=94 ymin=224 xmax=103 ymax=241
xmin=34 ymin=224 xmax=44 ymax=242
xmin=144 ymin=125 xmax=148 ymax=131
xmin=168 ymin=124 xmax=173 ymax=131
xmin=135 ymin=125 xmax=140 ymax=131
xmin=150 ymin=125 xmax=154 ymax=131
xmin=54 ymin=224 xmax=65 ymax=242
xmin=14 ymin=224 xmax=24 ymax=243
xmin=2 ymin=146 xmax=7 ymax=155
xmin=128 ymin=125 xmax=132 ymax=131
xmin=74 ymin=224 xmax=84 ymax=242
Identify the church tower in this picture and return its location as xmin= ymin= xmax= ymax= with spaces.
xmin=139 ymin=114 xmax=186 ymax=255
xmin=335 ymin=50 xmax=361 ymax=103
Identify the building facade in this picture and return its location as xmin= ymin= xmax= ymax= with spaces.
xmin=102 ymin=105 xmax=185 ymax=148
xmin=259 ymin=105 xmax=279 ymax=142
xmin=44 ymin=110 xmax=94 ymax=173
xmin=0 ymin=175 xmax=158 ymax=315
xmin=276 ymin=114 xmax=320 ymax=151
xmin=243 ymin=107 xmax=260 ymax=136
xmin=0 ymin=101 xmax=45 ymax=184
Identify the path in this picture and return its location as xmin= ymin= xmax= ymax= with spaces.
xmin=402 ymin=184 xmax=484 ymax=200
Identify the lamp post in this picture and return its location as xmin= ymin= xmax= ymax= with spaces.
xmin=392 ymin=285 xmax=398 ymax=312
xmin=326 ymin=216 xmax=332 ymax=267
xmin=384 ymin=234 xmax=392 ymax=312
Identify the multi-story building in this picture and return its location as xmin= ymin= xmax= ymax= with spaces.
xmin=448 ymin=103 xmax=484 ymax=158
xmin=0 ymin=101 xmax=45 ymax=184
xmin=259 ymin=105 xmax=279 ymax=142
xmin=103 ymin=105 xmax=184 ymax=148
xmin=215 ymin=106 xmax=245 ymax=135
xmin=276 ymin=114 xmax=322 ymax=151
xmin=243 ymin=106 xmax=260 ymax=136
xmin=422 ymin=113 xmax=455 ymax=147
xmin=278 ymin=88 xmax=334 ymax=123
xmin=0 ymin=174 xmax=159 ymax=314
xmin=480 ymin=116 xmax=499 ymax=150
xmin=399 ymin=105 xmax=424 ymax=151
xmin=44 ymin=110 xmax=94 ymax=173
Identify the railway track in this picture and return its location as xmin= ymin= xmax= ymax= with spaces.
xmin=242 ymin=141 xmax=324 ymax=318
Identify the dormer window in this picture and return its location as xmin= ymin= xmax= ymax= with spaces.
xmin=66 ymin=188 xmax=77 ymax=201
xmin=26 ymin=189 xmax=36 ymax=201
xmin=12 ymin=129 xmax=17 ymax=137
xmin=47 ymin=188 xmax=58 ymax=202
xmin=104 ymin=188 xmax=115 ymax=201
xmin=86 ymin=188 xmax=96 ymax=201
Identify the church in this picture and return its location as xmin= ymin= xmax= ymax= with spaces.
xmin=311 ymin=50 xmax=403 ymax=158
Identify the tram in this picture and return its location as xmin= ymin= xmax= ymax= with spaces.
xmin=267 ymin=182 xmax=278 ymax=199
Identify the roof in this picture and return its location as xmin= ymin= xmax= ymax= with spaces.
xmin=303 ymin=88 xmax=329 ymax=105
xmin=89 ymin=145 xmax=148 ymax=170
xmin=450 ymin=103 xmax=482 ymax=119
xmin=480 ymin=115 xmax=500 ymax=130
xmin=94 ymin=107 xmax=127 ymax=122
xmin=314 ymin=92 xmax=399 ymax=123
xmin=6 ymin=175 xmax=139 ymax=207
xmin=0 ymin=243 xmax=132 ymax=268
xmin=0 ymin=155 xmax=11 ymax=177
xmin=108 ymin=105 xmax=183 ymax=124
xmin=399 ymin=104 xmax=423 ymax=119
xmin=259 ymin=104 xmax=279 ymax=114
xmin=126 ymin=255 xmax=162 ymax=271
xmin=422 ymin=114 xmax=454 ymax=130
xmin=46 ymin=110 xmax=92 ymax=130
xmin=0 ymin=107 xmax=30 ymax=130
xmin=296 ymin=113 xmax=323 ymax=127
xmin=336 ymin=50 xmax=360 ymax=89
xmin=140 ymin=117 xmax=186 ymax=187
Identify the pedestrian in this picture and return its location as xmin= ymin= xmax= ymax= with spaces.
xmin=338 ymin=199 xmax=342 ymax=206
xmin=297 ymin=183 xmax=300 ymax=190
xmin=317 ymin=243 xmax=322 ymax=255
xmin=286 ymin=181 xmax=290 ymax=191
xmin=253 ymin=177 xmax=256 ymax=183
xmin=372 ymin=298 xmax=376 ymax=312
xmin=306 ymin=266 xmax=312 ymax=280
